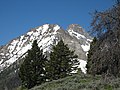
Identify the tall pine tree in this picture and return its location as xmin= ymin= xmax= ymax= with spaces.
xmin=46 ymin=40 xmax=79 ymax=81
xmin=86 ymin=37 xmax=97 ymax=75
xmin=19 ymin=40 xmax=47 ymax=89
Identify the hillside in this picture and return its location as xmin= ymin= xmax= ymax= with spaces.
xmin=17 ymin=74 xmax=120 ymax=90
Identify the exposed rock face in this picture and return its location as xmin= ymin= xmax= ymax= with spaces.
xmin=67 ymin=24 xmax=92 ymax=59
xmin=0 ymin=24 xmax=92 ymax=72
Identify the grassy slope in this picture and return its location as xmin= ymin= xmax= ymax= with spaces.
xmin=23 ymin=74 xmax=120 ymax=90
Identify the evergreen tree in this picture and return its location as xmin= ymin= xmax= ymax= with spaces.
xmin=86 ymin=37 xmax=97 ymax=75
xmin=19 ymin=40 xmax=47 ymax=89
xmin=46 ymin=40 xmax=78 ymax=81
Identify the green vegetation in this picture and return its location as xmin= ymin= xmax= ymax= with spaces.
xmin=21 ymin=74 xmax=120 ymax=90
xmin=19 ymin=40 xmax=48 ymax=89
xmin=86 ymin=37 xmax=97 ymax=75
xmin=46 ymin=40 xmax=78 ymax=81
xmin=19 ymin=40 xmax=78 ymax=89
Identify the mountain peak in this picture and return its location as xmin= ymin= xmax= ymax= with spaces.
xmin=67 ymin=24 xmax=92 ymax=40
xmin=40 ymin=24 xmax=61 ymax=31
xmin=0 ymin=24 xmax=92 ymax=74
xmin=67 ymin=24 xmax=87 ymax=39
xmin=67 ymin=24 xmax=84 ymax=33
xmin=27 ymin=24 xmax=61 ymax=36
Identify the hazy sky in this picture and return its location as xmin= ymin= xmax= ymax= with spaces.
xmin=0 ymin=0 xmax=114 ymax=45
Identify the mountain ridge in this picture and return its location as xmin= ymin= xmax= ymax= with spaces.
xmin=0 ymin=24 xmax=92 ymax=73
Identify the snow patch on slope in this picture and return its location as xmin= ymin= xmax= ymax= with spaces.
xmin=78 ymin=59 xmax=87 ymax=74
xmin=27 ymin=31 xmax=33 ymax=36
xmin=71 ymin=59 xmax=87 ymax=74
xmin=53 ymin=25 xmax=60 ymax=31
xmin=81 ymin=44 xmax=90 ymax=52
xmin=68 ymin=29 xmax=86 ymax=39
xmin=42 ymin=24 xmax=49 ymax=34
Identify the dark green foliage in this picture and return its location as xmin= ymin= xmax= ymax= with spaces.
xmin=46 ymin=40 xmax=78 ymax=81
xmin=86 ymin=37 xmax=97 ymax=75
xmin=19 ymin=40 xmax=48 ymax=89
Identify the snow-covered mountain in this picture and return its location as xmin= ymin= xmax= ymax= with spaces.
xmin=0 ymin=24 xmax=92 ymax=73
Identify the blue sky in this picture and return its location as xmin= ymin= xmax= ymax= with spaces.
xmin=0 ymin=0 xmax=114 ymax=45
